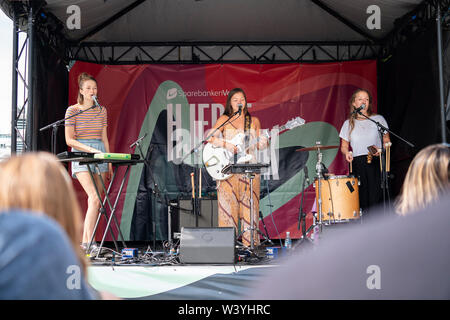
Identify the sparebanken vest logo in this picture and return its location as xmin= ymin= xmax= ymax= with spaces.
xmin=167 ymin=88 xmax=178 ymax=100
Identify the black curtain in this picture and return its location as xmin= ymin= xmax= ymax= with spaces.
xmin=378 ymin=20 xmax=450 ymax=198
xmin=34 ymin=30 xmax=69 ymax=153
xmin=129 ymin=111 xmax=217 ymax=241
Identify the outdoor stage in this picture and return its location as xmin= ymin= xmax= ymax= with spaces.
xmin=88 ymin=263 xmax=275 ymax=300
xmin=86 ymin=221 xmax=358 ymax=300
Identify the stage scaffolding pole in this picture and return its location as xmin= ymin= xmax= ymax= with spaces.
xmin=25 ymin=4 xmax=35 ymax=151
xmin=11 ymin=7 xmax=18 ymax=154
xmin=436 ymin=3 xmax=448 ymax=145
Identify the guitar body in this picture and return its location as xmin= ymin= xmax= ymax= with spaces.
xmin=202 ymin=117 xmax=305 ymax=181
xmin=202 ymin=133 xmax=250 ymax=181
xmin=202 ymin=143 xmax=233 ymax=181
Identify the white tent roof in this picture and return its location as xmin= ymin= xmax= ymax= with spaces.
xmin=0 ymin=0 xmax=428 ymax=63
xmin=39 ymin=0 xmax=422 ymax=43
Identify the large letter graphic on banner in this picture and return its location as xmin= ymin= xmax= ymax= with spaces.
xmin=120 ymin=81 xmax=190 ymax=239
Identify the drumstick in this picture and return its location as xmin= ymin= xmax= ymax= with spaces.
xmin=388 ymin=142 xmax=392 ymax=172
xmin=378 ymin=148 xmax=382 ymax=172
xmin=191 ymin=172 xmax=195 ymax=199
xmin=389 ymin=142 xmax=392 ymax=171
xmin=387 ymin=142 xmax=392 ymax=172
xmin=384 ymin=142 xmax=389 ymax=172
xmin=349 ymin=151 xmax=353 ymax=174
xmin=199 ymin=169 xmax=202 ymax=199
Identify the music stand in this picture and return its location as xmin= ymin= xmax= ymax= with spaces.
xmin=222 ymin=163 xmax=269 ymax=251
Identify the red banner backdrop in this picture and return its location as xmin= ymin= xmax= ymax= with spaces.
xmin=68 ymin=61 xmax=377 ymax=240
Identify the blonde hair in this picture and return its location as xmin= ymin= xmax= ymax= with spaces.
xmin=77 ymin=72 xmax=97 ymax=105
xmin=395 ymin=144 xmax=450 ymax=215
xmin=0 ymin=152 xmax=88 ymax=273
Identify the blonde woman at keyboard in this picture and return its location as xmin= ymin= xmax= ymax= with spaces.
xmin=64 ymin=72 xmax=113 ymax=252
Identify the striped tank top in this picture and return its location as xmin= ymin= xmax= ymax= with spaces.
xmin=64 ymin=105 xmax=107 ymax=139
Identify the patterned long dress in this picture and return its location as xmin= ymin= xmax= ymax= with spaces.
xmin=216 ymin=119 xmax=261 ymax=247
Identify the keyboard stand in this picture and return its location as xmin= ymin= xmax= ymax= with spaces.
xmin=82 ymin=159 xmax=143 ymax=258
xmin=88 ymin=163 xmax=121 ymax=255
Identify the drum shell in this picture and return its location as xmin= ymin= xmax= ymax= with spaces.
xmin=314 ymin=175 xmax=360 ymax=222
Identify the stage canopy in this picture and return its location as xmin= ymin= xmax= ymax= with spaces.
xmin=28 ymin=0 xmax=422 ymax=42
xmin=0 ymin=0 xmax=448 ymax=242
xmin=0 ymin=0 xmax=430 ymax=65
xmin=2 ymin=0 xmax=445 ymax=152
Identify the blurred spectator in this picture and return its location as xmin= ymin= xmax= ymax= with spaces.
xmin=248 ymin=195 xmax=450 ymax=299
xmin=0 ymin=152 xmax=87 ymax=272
xmin=0 ymin=209 xmax=97 ymax=299
xmin=0 ymin=152 xmax=118 ymax=299
xmin=395 ymin=144 xmax=449 ymax=215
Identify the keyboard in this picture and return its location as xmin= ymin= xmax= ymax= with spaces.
xmin=57 ymin=151 xmax=140 ymax=161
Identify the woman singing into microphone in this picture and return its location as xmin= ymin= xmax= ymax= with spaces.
xmin=208 ymin=88 xmax=268 ymax=247
xmin=339 ymin=88 xmax=391 ymax=214
xmin=64 ymin=72 xmax=113 ymax=251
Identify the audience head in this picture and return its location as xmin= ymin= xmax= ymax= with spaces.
xmin=396 ymin=144 xmax=450 ymax=215
xmin=0 ymin=152 xmax=87 ymax=271
xmin=0 ymin=209 xmax=97 ymax=300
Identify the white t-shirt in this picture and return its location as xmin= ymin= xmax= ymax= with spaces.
xmin=339 ymin=114 xmax=389 ymax=157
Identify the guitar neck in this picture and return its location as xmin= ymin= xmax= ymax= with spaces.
xmin=243 ymin=124 xmax=287 ymax=151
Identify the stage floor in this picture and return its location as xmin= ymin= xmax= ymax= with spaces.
xmin=86 ymin=222 xmax=361 ymax=299
xmin=87 ymin=263 xmax=276 ymax=300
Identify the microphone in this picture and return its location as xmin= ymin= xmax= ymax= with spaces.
xmin=130 ymin=133 xmax=147 ymax=149
xmin=238 ymin=104 xmax=243 ymax=116
xmin=303 ymin=166 xmax=310 ymax=184
xmin=352 ymin=104 xmax=365 ymax=115
xmin=321 ymin=163 xmax=329 ymax=180
xmin=92 ymin=95 xmax=102 ymax=110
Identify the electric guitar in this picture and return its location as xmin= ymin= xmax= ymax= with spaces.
xmin=202 ymin=117 xmax=305 ymax=180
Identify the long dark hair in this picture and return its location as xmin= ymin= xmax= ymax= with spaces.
xmin=224 ymin=88 xmax=250 ymax=117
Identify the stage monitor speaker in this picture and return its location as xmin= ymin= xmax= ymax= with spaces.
xmin=178 ymin=199 xmax=218 ymax=229
xmin=179 ymin=227 xmax=236 ymax=264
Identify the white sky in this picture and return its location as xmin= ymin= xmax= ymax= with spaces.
xmin=0 ymin=10 xmax=12 ymax=135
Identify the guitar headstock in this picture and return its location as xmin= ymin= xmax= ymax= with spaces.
xmin=283 ymin=117 xmax=306 ymax=130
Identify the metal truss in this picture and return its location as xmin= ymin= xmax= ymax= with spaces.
xmin=7 ymin=0 xmax=37 ymax=153
xmin=4 ymin=0 xmax=67 ymax=153
xmin=66 ymin=41 xmax=382 ymax=65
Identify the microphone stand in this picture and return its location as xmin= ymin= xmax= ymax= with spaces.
xmin=355 ymin=110 xmax=414 ymax=213
xmin=39 ymin=104 xmax=97 ymax=154
xmin=131 ymin=134 xmax=159 ymax=249
xmin=294 ymin=165 xmax=314 ymax=249
xmin=131 ymin=134 xmax=192 ymax=249
xmin=180 ymin=107 xmax=242 ymax=226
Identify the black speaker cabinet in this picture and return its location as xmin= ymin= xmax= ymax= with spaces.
xmin=179 ymin=227 xmax=236 ymax=264
xmin=178 ymin=198 xmax=218 ymax=229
